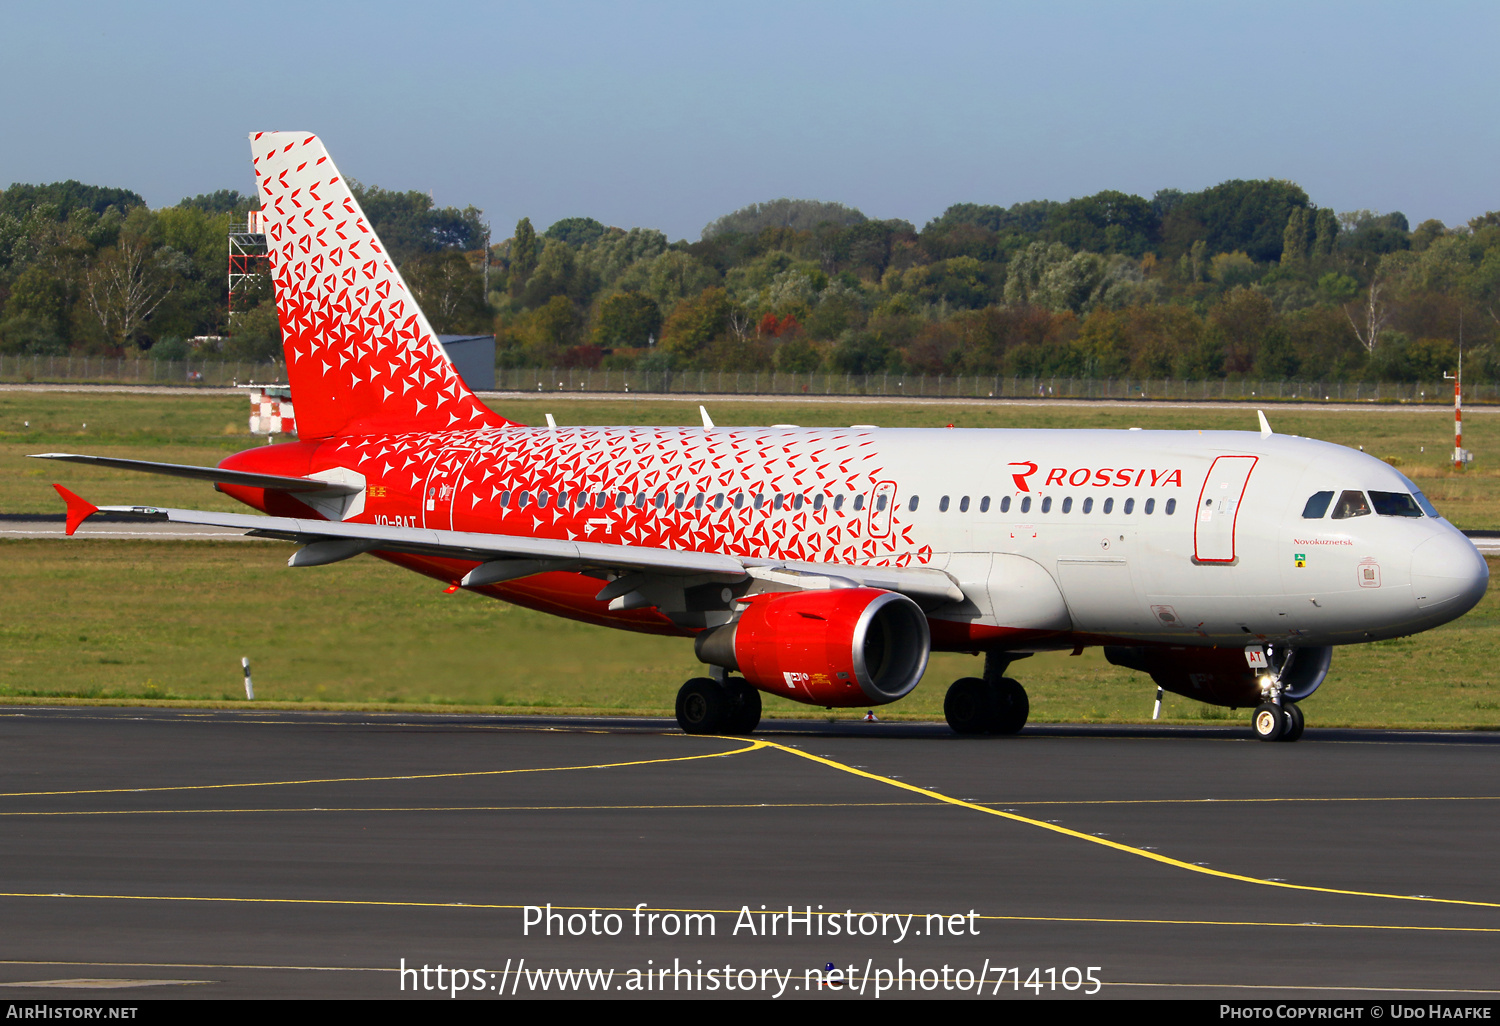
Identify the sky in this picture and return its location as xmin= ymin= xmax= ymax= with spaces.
xmin=2 ymin=1 xmax=1496 ymax=241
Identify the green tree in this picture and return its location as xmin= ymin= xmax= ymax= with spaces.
xmin=702 ymin=198 xmax=865 ymax=240
xmin=404 ymin=251 xmax=488 ymax=333
xmin=510 ymin=217 xmax=538 ymax=286
xmin=543 ymin=217 xmax=607 ymax=248
xmin=658 ymin=287 xmax=732 ymax=366
xmin=592 ymin=292 xmax=662 ymax=348
xmin=348 ymin=181 xmax=486 ymax=264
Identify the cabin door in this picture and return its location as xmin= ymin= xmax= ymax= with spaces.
xmin=1193 ymin=455 xmax=1258 ymax=563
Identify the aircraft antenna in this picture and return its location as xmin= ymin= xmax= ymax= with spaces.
xmin=1256 ymin=410 xmax=1272 ymax=439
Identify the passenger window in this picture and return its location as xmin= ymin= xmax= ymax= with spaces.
xmin=733 ymin=493 xmax=745 ymax=510
xmin=1369 ymin=491 xmax=1422 ymax=518
xmin=876 ymin=494 xmax=888 ymax=512
xmin=1103 ymin=497 xmax=1113 ymax=514
xmin=812 ymin=494 xmax=823 ymax=511
xmin=500 ymin=490 xmax=511 ymax=507
xmin=595 ymin=492 xmax=607 ymax=508
xmin=714 ymin=493 xmax=724 ymax=509
xmin=909 ymin=496 xmax=920 ymax=512
xmin=654 ymin=493 xmax=666 ymax=509
xmin=1082 ymin=497 xmax=1093 ymax=514
xmin=1165 ymin=498 xmax=1176 ymax=515
xmin=615 ymin=493 xmax=627 ymax=509
xmin=635 ymin=492 xmax=646 ymax=508
xmin=1124 ymin=497 xmax=1135 ymax=514
xmin=853 ymin=494 xmax=864 ymax=511
xmin=694 ymin=494 xmax=705 ymax=510
xmin=754 ymin=493 xmax=764 ymax=510
xmin=1144 ymin=498 xmax=1155 ymax=515
xmin=1061 ymin=497 xmax=1072 ymax=513
xmin=833 ymin=494 xmax=843 ymax=511
xmin=675 ymin=493 xmax=686 ymax=510
xmin=774 ymin=494 xmax=785 ymax=510
xmin=518 ymin=491 xmax=531 ymax=509
xmin=1041 ymin=497 xmax=1052 ymax=513
xmin=980 ymin=496 xmax=991 ymax=512
xmin=1302 ymin=491 xmax=1334 ymax=518
xmin=792 ymin=494 xmax=804 ymax=510
xmin=1331 ymin=490 xmax=1371 ymax=519
xmin=960 ymin=496 xmax=970 ymax=512
xmin=556 ymin=490 xmax=569 ymax=508
xmin=999 ymin=496 xmax=1010 ymax=513
xmin=537 ymin=490 xmax=550 ymax=509
xmin=1020 ymin=496 xmax=1031 ymax=513
xmin=939 ymin=496 xmax=950 ymax=512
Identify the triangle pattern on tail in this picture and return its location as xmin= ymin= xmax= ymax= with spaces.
xmin=251 ymin=131 xmax=510 ymax=440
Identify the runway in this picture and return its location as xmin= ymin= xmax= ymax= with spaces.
xmin=0 ymin=708 xmax=1497 ymax=999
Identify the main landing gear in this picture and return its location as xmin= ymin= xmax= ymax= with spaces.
xmin=1251 ymin=701 xmax=1305 ymax=742
xmin=675 ymin=675 xmax=761 ymax=735
xmin=944 ymin=652 xmax=1029 ymax=735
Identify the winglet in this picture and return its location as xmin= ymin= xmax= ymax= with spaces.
xmin=700 ymin=405 xmax=715 ymax=430
xmin=53 ymin=484 xmax=99 ymax=536
xmin=1257 ymin=409 xmax=1272 ymax=439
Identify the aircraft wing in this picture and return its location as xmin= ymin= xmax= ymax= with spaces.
xmin=53 ymin=487 xmax=963 ymax=606
xmin=29 ymin=453 xmax=362 ymax=495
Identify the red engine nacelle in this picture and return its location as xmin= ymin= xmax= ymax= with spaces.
xmin=1104 ymin=644 xmax=1332 ymax=707
xmin=694 ymin=588 xmax=931 ymax=707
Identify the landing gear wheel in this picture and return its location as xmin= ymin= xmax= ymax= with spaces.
xmin=1252 ymin=702 xmax=1286 ymax=742
xmin=676 ymin=677 xmax=731 ymax=734
xmin=944 ymin=678 xmax=995 ymax=734
xmin=1279 ymin=702 xmax=1305 ymax=742
xmin=945 ymin=677 xmax=1030 ymax=735
xmin=993 ymin=678 xmax=1029 ymax=735
xmin=724 ymin=678 xmax=761 ymax=735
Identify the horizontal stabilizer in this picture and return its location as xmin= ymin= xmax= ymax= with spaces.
xmin=29 ymin=453 xmax=362 ymax=496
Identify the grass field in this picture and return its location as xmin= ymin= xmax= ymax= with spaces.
xmin=1 ymin=388 xmax=1496 ymax=728
xmin=0 ymin=539 xmax=1495 ymax=727
xmin=4 ymin=390 xmax=1499 ymax=526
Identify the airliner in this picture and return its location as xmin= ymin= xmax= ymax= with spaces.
xmin=34 ymin=132 xmax=1490 ymax=742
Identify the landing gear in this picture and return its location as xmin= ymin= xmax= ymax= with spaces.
xmin=675 ymin=677 xmax=760 ymax=735
xmin=1279 ymin=702 xmax=1305 ymax=742
xmin=1252 ymin=702 xmax=1285 ymax=741
xmin=944 ymin=676 xmax=1029 ymax=735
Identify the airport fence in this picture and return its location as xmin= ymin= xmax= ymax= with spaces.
xmin=0 ymin=354 xmax=1494 ymax=404
xmin=0 ymin=355 xmax=285 ymax=388
xmin=492 ymin=366 xmax=1496 ymax=404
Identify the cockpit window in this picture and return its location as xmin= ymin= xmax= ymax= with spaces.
xmin=1330 ymin=490 xmax=1371 ymax=519
xmin=1369 ymin=491 xmax=1423 ymax=518
xmin=1301 ymin=491 xmax=1334 ymax=519
xmin=1395 ymin=471 xmax=1442 ymax=519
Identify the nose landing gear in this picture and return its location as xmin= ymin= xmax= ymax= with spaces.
xmin=1249 ymin=644 xmax=1307 ymax=742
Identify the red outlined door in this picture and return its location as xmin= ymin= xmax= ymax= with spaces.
xmin=868 ymin=481 xmax=897 ymax=538
xmin=1193 ymin=455 xmax=1257 ymax=563
xmin=421 ymin=448 xmax=476 ymax=531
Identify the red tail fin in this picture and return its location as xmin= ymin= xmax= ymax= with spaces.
xmin=250 ymin=131 xmax=511 ymax=440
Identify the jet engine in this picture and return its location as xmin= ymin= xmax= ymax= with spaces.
xmin=695 ymin=588 xmax=930 ymax=707
xmin=1104 ymin=644 xmax=1333 ymax=707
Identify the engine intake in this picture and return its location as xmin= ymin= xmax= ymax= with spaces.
xmin=695 ymin=588 xmax=930 ymax=707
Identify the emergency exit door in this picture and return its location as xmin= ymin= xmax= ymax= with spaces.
xmin=1193 ymin=455 xmax=1258 ymax=563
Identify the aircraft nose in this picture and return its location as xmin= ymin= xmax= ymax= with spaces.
xmin=1411 ymin=531 xmax=1490 ymax=618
